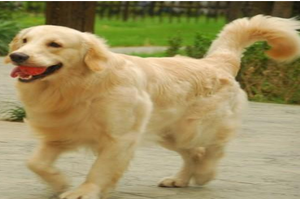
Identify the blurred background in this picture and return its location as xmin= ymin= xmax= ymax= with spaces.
xmin=0 ymin=1 xmax=299 ymax=122
xmin=1 ymin=1 xmax=299 ymax=51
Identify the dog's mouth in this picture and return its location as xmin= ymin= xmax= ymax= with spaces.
xmin=10 ymin=63 xmax=63 ymax=83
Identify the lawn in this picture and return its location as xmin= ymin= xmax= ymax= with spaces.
xmin=95 ymin=17 xmax=225 ymax=46
xmin=15 ymin=13 xmax=226 ymax=47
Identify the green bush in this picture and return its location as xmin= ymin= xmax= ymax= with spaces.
xmin=0 ymin=2 xmax=21 ymax=55
xmin=0 ymin=21 xmax=20 ymax=56
xmin=0 ymin=2 xmax=23 ymax=20
xmin=238 ymin=42 xmax=300 ymax=104
xmin=165 ymin=35 xmax=182 ymax=57
xmin=23 ymin=2 xmax=45 ymax=14
xmin=1 ymin=104 xmax=26 ymax=122
xmin=185 ymin=33 xmax=211 ymax=58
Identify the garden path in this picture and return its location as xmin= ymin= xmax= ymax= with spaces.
xmin=0 ymin=102 xmax=299 ymax=199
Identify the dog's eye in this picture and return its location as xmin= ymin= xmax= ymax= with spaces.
xmin=23 ymin=38 xmax=27 ymax=43
xmin=48 ymin=42 xmax=62 ymax=48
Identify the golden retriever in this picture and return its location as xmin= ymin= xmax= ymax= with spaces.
xmin=5 ymin=15 xmax=300 ymax=199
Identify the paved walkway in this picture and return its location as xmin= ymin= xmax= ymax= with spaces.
xmin=0 ymin=103 xmax=300 ymax=199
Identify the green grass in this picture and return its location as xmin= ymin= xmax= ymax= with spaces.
xmin=14 ymin=13 xmax=225 ymax=47
xmin=95 ymin=17 xmax=225 ymax=47
xmin=13 ymin=13 xmax=45 ymax=28
xmin=130 ymin=51 xmax=167 ymax=58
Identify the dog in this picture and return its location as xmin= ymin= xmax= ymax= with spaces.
xmin=5 ymin=15 xmax=300 ymax=199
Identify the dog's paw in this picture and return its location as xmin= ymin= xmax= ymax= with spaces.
xmin=51 ymin=178 xmax=70 ymax=193
xmin=48 ymin=194 xmax=60 ymax=199
xmin=158 ymin=177 xmax=189 ymax=188
xmin=194 ymin=171 xmax=216 ymax=186
xmin=59 ymin=183 xmax=100 ymax=199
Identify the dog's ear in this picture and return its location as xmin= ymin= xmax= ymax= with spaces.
xmin=4 ymin=27 xmax=32 ymax=63
xmin=83 ymin=33 xmax=109 ymax=72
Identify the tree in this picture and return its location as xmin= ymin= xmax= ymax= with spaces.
xmin=226 ymin=2 xmax=273 ymax=22
xmin=226 ymin=2 xmax=244 ymax=22
xmin=272 ymin=1 xmax=294 ymax=18
xmin=246 ymin=2 xmax=273 ymax=17
xmin=226 ymin=2 xmax=297 ymax=22
xmin=45 ymin=2 xmax=96 ymax=32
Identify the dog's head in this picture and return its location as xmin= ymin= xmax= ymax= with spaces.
xmin=5 ymin=25 xmax=109 ymax=83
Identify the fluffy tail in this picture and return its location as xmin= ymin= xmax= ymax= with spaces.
xmin=206 ymin=15 xmax=300 ymax=75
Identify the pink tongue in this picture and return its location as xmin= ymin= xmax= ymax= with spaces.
xmin=10 ymin=66 xmax=47 ymax=78
xmin=10 ymin=67 xmax=28 ymax=78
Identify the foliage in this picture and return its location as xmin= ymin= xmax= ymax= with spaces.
xmin=0 ymin=2 xmax=23 ymax=20
xmin=165 ymin=35 xmax=182 ymax=57
xmin=165 ymin=33 xmax=212 ymax=58
xmin=23 ymin=2 xmax=45 ymax=14
xmin=0 ymin=2 xmax=22 ymax=55
xmin=1 ymin=104 xmax=26 ymax=122
xmin=0 ymin=21 xmax=20 ymax=56
xmin=185 ymin=33 xmax=211 ymax=58
xmin=166 ymin=34 xmax=300 ymax=104
xmin=0 ymin=3 xmax=43 ymax=55
xmin=238 ymin=42 xmax=300 ymax=104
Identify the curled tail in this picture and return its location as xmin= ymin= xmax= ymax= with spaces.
xmin=207 ymin=15 xmax=300 ymax=75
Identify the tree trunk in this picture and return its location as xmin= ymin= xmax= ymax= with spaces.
xmin=272 ymin=1 xmax=294 ymax=18
xmin=246 ymin=2 xmax=273 ymax=17
xmin=122 ymin=2 xmax=130 ymax=21
xmin=45 ymin=2 xmax=96 ymax=32
xmin=226 ymin=2 xmax=244 ymax=22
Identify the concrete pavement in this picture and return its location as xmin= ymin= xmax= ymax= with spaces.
xmin=0 ymin=102 xmax=300 ymax=199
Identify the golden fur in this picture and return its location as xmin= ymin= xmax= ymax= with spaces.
xmin=5 ymin=15 xmax=300 ymax=199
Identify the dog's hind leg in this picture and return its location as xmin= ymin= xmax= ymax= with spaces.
xmin=158 ymin=117 xmax=235 ymax=188
xmin=158 ymin=145 xmax=205 ymax=188
xmin=158 ymin=138 xmax=227 ymax=188
xmin=192 ymin=143 xmax=225 ymax=185
xmin=27 ymin=141 xmax=70 ymax=193
xmin=193 ymin=124 xmax=236 ymax=185
xmin=157 ymin=118 xmax=203 ymax=188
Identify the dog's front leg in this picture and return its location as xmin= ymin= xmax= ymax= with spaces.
xmin=60 ymin=90 xmax=152 ymax=199
xmin=59 ymin=134 xmax=139 ymax=199
xmin=27 ymin=142 xmax=70 ymax=193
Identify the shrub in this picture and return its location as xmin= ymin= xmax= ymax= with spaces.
xmin=185 ymin=33 xmax=211 ymax=58
xmin=165 ymin=35 xmax=182 ymax=57
xmin=238 ymin=42 xmax=300 ymax=104
xmin=0 ymin=2 xmax=23 ymax=20
xmin=0 ymin=2 xmax=21 ymax=55
xmin=0 ymin=104 xmax=26 ymax=122
xmin=0 ymin=21 xmax=20 ymax=56
xmin=23 ymin=2 xmax=45 ymax=14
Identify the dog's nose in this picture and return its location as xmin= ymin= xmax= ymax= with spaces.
xmin=9 ymin=52 xmax=30 ymax=63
